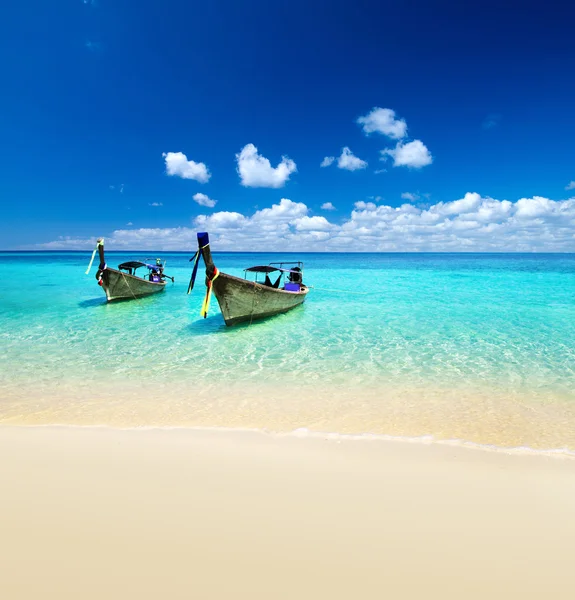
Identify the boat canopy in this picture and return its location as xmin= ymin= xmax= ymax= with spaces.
xmin=244 ymin=265 xmax=279 ymax=273
xmin=244 ymin=264 xmax=302 ymax=274
xmin=118 ymin=261 xmax=160 ymax=271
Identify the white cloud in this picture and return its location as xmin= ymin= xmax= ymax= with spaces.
xmin=163 ymin=151 xmax=211 ymax=183
xmin=126 ymin=222 xmax=133 ymax=226
xmin=292 ymin=216 xmax=334 ymax=232
xmin=196 ymin=211 xmax=247 ymax=230
xmin=566 ymin=181 xmax=575 ymax=191
xmin=354 ymin=201 xmax=377 ymax=211
xmin=36 ymin=194 xmax=575 ymax=252
xmin=193 ymin=192 xmax=217 ymax=208
xmin=149 ymin=202 xmax=163 ymax=207
xmin=357 ymin=107 xmax=407 ymax=139
xmin=381 ymin=140 xmax=433 ymax=168
xmin=337 ymin=147 xmax=367 ymax=171
xmin=401 ymin=192 xmax=420 ymax=201
xmin=251 ymin=198 xmax=307 ymax=223
xmin=357 ymin=107 xmax=433 ymax=169
xmin=322 ymin=147 xmax=367 ymax=171
xmin=236 ymin=143 xmax=296 ymax=188
xmin=321 ymin=202 xmax=336 ymax=210
xmin=430 ymin=192 xmax=482 ymax=216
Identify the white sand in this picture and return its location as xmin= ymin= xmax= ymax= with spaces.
xmin=1 ymin=426 xmax=574 ymax=599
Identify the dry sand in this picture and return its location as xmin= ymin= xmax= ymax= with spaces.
xmin=1 ymin=426 xmax=574 ymax=599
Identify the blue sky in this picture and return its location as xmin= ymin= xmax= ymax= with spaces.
xmin=2 ymin=0 xmax=575 ymax=251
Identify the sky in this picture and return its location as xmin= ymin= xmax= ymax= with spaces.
xmin=2 ymin=0 xmax=575 ymax=251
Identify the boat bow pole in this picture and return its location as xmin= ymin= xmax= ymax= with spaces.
xmin=188 ymin=232 xmax=219 ymax=318
xmin=85 ymin=238 xmax=104 ymax=275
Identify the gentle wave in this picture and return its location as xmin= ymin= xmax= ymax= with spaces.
xmin=5 ymin=423 xmax=575 ymax=460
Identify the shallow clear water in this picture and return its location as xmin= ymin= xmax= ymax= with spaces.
xmin=1 ymin=251 xmax=575 ymax=450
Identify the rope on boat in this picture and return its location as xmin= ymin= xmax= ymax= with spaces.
xmin=120 ymin=270 xmax=140 ymax=301
xmin=85 ymin=238 xmax=104 ymax=275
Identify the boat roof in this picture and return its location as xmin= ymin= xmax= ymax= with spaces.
xmin=244 ymin=265 xmax=279 ymax=273
xmin=118 ymin=261 xmax=158 ymax=270
xmin=244 ymin=264 xmax=302 ymax=274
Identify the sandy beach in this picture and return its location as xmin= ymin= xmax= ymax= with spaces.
xmin=1 ymin=426 xmax=574 ymax=599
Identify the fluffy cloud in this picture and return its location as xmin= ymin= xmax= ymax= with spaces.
xmin=401 ymin=192 xmax=419 ymax=201
xmin=193 ymin=193 xmax=217 ymax=208
xmin=149 ymin=202 xmax=163 ymax=207
xmin=163 ymin=152 xmax=211 ymax=183
xmin=321 ymin=147 xmax=367 ymax=171
xmin=321 ymin=202 xmax=336 ymax=210
xmin=292 ymin=216 xmax=334 ymax=231
xmin=357 ymin=106 xmax=433 ymax=169
xmin=566 ymin=181 xmax=575 ymax=191
xmin=37 ymin=194 xmax=575 ymax=252
xmin=196 ymin=211 xmax=247 ymax=230
xmin=236 ymin=143 xmax=296 ymax=188
xmin=357 ymin=107 xmax=407 ymax=139
xmin=381 ymin=140 xmax=433 ymax=168
xmin=337 ymin=147 xmax=367 ymax=171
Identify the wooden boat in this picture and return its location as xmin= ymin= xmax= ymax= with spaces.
xmin=189 ymin=232 xmax=309 ymax=326
xmin=86 ymin=238 xmax=173 ymax=302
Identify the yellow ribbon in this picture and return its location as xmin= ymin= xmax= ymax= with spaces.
xmin=200 ymin=268 xmax=219 ymax=318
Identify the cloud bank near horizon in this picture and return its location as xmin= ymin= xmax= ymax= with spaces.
xmin=36 ymin=192 xmax=575 ymax=252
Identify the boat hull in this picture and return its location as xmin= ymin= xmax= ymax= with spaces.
xmin=212 ymin=272 xmax=308 ymax=326
xmin=100 ymin=268 xmax=166 ymax=302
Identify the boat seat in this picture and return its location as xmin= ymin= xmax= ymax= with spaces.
xmin=284 ymin=282 xmax=300 ymax=292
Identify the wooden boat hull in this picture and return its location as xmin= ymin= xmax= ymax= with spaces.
xmin=100 ymin=268 xmax=166 ymax=302
xmin=212 ymin=271 xmax=308 ymax=326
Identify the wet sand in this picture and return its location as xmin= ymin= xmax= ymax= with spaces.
xmin=3 ymin=381 xmax=575 ymax=452
xmin=1 ymin=426 xmax=574 ymax=599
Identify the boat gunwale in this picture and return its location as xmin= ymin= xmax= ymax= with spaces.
xmin=104 ymin=266 xmax=167 ymax=288
xmin=216 ymin=270 xmax=309 ymax=296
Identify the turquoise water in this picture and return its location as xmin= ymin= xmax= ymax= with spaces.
xmin=1 ymin=251 xmax=575 ymax=449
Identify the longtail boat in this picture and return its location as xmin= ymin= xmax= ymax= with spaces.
xmin=189 ymin=232 xmax=309 ymax=326
xmin=86 ymin=238 xmax=173 ymax=302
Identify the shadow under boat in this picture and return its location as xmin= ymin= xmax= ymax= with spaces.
xmin=188 ymin=231 xmax=310 ymax=327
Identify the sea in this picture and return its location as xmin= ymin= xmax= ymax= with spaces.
xmin=1 ymin=251 xmax=575 ymax=455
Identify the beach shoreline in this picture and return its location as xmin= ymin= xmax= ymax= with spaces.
xmin=1 ymin=425 xmax=574 ymax=599
xmin=3 ymin=379 xmax=575 ymax=453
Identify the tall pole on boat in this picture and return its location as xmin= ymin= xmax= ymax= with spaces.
xmin=197 ymin=232 xmax=216 ymax=278
xmin=85 ymin=238 xmax=105 ymax=275
xmin=97 ymin=238 xmax=105 ymax=268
